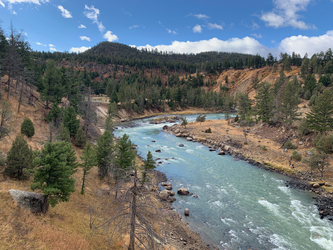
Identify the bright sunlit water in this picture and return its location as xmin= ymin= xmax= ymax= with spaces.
xmin=114 ymin=114 xmax=333 ymax=250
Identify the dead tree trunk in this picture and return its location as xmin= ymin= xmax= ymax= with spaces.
xmin=128 ymin=169 xmax=138 ymax=250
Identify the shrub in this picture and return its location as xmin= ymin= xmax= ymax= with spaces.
xmin=261 ymin=145 xmax=268 ymax=151
xmin=314 ymin=134 xmax=333 ymax=154
xmin=234 ymin=115 xmax=239 ymax=122
xmin=196 ymin=114 xmax=206 ymax=123
xmin=285 ymin=140 xmax=298 ymax=149
xmin=21 ymin=118 xmax=35 ymax=138
xmin=298 ymin=119 xmax=310 ymax=139
xmin=291 ymin=151 xmax=302 ymax=162
xmin=74 ymin=127 xmax=87 ymax=148
xmin=205 ymin=128 xmax=212 ymax=133
xmin=5 ymin=135 xmax=33 ymax=179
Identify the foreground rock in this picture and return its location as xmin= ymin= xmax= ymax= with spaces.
xmin=184 ymin=208 xmax=190 ymax=216
xmin=159 ymin=190 xmax=171 ymax=201
xmin=9 ymin=189 xmax=47 ymax=213
xmin=177 ymin=187 xmax=189 ymax=195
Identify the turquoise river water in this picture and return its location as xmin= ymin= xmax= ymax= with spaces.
xmin=114 ymin=114 xmax=333 ymax=250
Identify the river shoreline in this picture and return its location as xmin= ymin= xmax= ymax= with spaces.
xmin=162 ymin=122 xmax=333 ymax=222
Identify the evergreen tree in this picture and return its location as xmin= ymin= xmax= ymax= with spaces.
xmin=57 ymin=123 xmax=71 ymax=142
xmin=5 ymin=135 xmax=33 ymax=179
xmin=80 ymin=142 xmax=97 ymax=194
xmin=236 ymin=92 xmax=252 ymax=117
xmin=31 ymin=141 xmax=77 ymax=213
xmin=74 ymin=126 xmax=87 ymax=148
xmin=180 ymin=117 xmax=188 ymax=128
xmin=279 ymin=81 xmax=300 ymax=128
xmin=306 ymin=90 xmax=333 ymax=132
xmin=141 ymin=151 xmax=155 ymax=185
xmin=40 ymin=60 xmax=63 ymax=109
xmin=21 ymin=118 xmax=35 ymax=138
xmin=273 ymin=68 xmax=287 ymax=94
xmin=96 ymin=130 xmax=113 ymax=179
xmin=114 ymin=134 xmax=136 ymax=199
xmin=63 ymin=106 xmax=79 ymax=136
xmin=255 ymin=82 xmax=273 ymax=122
xmin=304 ymin=74 xmax=317 ymax=94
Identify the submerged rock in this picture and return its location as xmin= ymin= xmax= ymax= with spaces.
xmin=177 ymin=187 xmax=190 ymax=195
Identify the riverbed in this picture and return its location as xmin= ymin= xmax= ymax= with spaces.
xmin=114 ymin=114 xmax=333 ymax=250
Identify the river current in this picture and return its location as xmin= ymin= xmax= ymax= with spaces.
xmin=114 ymin=114 xmax=333 ymax=250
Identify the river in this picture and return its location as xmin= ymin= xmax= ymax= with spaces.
xmin=114 ymin=114 xmax=333 ymax=250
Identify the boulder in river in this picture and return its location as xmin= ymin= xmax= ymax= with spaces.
xmin=177 ymin=187 xmax=190 ymax=195
xmin=165 ymin=185 xmax=172 ymax=190
xmin=155 ymin=149 xmax=161 ymax=153
xmin=175 ymin=133 xmax=182 ymax=137
xmin=178 ymin=144 xmax=184 ymax=147
xmin=186 ymin=137 xmax=193 ymax=141
xmin=218 ymin=151 xmax=225 ymax=155
xmin=184 ymin=208 xmax=190 ymax=216
xmin=170 ymin=191 xmax=175 ymax=196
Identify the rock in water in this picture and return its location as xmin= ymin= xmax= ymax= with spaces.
xmin=155 ymin=149 xmax=161 ymax=153
xmin=170 ymin=191 xmax=175 ymax=196
xmin=9 ymin=189 xmax=46 ymax=213
xmin=178 ymin=144 xmax=184 ymax=147
xmin=218 ymin=151 xmax=225 ymax=155
xmin=177 ymin=187 xmax=189 ymax=195
xmin=184 ymin=208 xmax=190 ymax=216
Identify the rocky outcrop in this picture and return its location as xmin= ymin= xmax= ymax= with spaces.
xmin=9 ymin=189 xmax=47 ymax=213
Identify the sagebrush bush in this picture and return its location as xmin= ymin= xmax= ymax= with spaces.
xmin=291 ymin=151 xmax=302 ymax=162
xmin=205 ymin=128 xmax=212 ymax=133
xmin=285 ymin=140 xmax=298 ymax=149
xmin=314 ymin=134 xmax=333 ymax=154
xmin=21 ymin=118 xmax=35 ymax=138
xmin=298 ymin=119 xmax=310 ymax=139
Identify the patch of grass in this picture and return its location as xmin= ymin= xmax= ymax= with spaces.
xmin=261 ymin=145 xmax=268 ymax=151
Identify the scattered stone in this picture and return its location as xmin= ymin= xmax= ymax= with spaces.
xmin=168 ymin=197 xmax=176 ymax=202
xmin=166 ymin=185 xmax=172 ymax=190
xmin=178 ymin=144 xmax=184 ymax=147
xmin=161 ymin=182 xmax=166 ymax=186
xmin=170 ymin=191 xmax=175 ymax=196
xmin=184 ymin=208 xmax=190 ymax=216
xmin=151 ymin=140 xmax=156 ymax=142
xmin=193 ymin=195 xmax=198 ymax=198
xmin=218 ymin=151 xmax=225 ymax=155
xmin=313 ymin=183 xmax=320 ymax=188
xmin=155 ymin=149 xmax=161 ymax=153
xmin=175 ymin=133 xmax=182 ymax=137
xmin=186 ymin=137 xmax=193 ymax=141
xmin=162 ymin=125 xmax=169 ymax=130
xmin=209 ymin=148 xmax=215 ymax=151
xmin=299 ymin=142 xmax=303 ymax=145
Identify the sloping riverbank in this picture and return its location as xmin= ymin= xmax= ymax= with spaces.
xmin=162 ymin=121 xmax=333 ymax=221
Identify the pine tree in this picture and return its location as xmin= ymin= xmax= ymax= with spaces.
xmin=57 ymin=123 xmax=71 ymax=142
xmin=180 ymin=117 xmax=188 ymax=128
xmin=80 ymin=142 xmax=97 ymax=194
xmin=114 ymin=134 xmax=136 ymax=199
xmin=279 ymin=81 xmax=300 ymax=128
xmin=255 ymin=82 xmax=273 ymax=122
xmin=5 ymin=135 xmax=33 ymax=179
xmin=31 ymin=141 xmax=77 ymax=213
xmin=21 ymin=118 xmax=35 ymax=138
xmin=141 ymin=151 xmax=155 ymax=185
xmin=74 ymin=126 xmax=87 ymax=148
xmin=63 ymin=106 xmax=79 ymax=136
xmin=96 ymin=130 xmax=113 ymax=179
xmin=306 ymin=90 xmax=333 ymax=132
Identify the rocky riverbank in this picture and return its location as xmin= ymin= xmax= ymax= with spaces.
xmin=162 ymin=122 xmax=333 ymax=221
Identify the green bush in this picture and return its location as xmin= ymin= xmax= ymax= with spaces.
xmin=313 ymin=134 xmax=333 ymax=154
xmin=285 ymin=140 xmax=298 ymax=149
xmin=205 ymin=128 xmax=212 ymax=133
xmin=298 ymin=119 xmax=310 ymax=139
xmin=261 ymin=145 xmax=268 ymax=151
xmin=234 ymin=115 xmax=239 ymax=122
xmin=21 ymin=118 xmax=35 ymax=138
xmin=5 ymin=135 xmax=33 ymax=179
xmin=291 ymin=151 xmax=302 ymax=162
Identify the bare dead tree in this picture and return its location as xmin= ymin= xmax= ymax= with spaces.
xmin=0 ymin=100 xmax=13 ymax=140
xmin=89 ymin=165 xmax=163 ymax=250
xmin=79 ymin=86 xmax=97 ymax=138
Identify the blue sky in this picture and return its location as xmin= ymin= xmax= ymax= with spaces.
xmin=0 ymin=0 xmax=332 ymax=57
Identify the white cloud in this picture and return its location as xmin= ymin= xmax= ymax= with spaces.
xmin=167 ymin=28 xmax=177 ymax=35
xmin=129 ymin=25 xmax=139 ymax=29
xmin=251 ymin=33 xmax=262 ymax=39
xmin=36 ymin=41 xmax=46 ymax=46
xmin=78 ymin=24 xmax=86 ymax=29
xmin=69 ymin=46 xmax=91 ymax=53
xmin=207 ymin=23 xmax=223 ymax=30
xmin=84 ymin=5 xmax=105 ymax=32
xmin=58 ymin=5 xmax=72 ymax=18
xmin=103 ymin=31 xmax=118 ymax=42
xmin=192 ymin=13 xmax=210 ymax=19
xmin=279 ymin=30 xmax=333 ymax=57
xmin=0 ymin=1 xmax=5 ymax=7
xmin=261 ymin=0 xmax=316 ymax=29
xmin=251 ymin=21 xmax=260 ymax=30
xmin=4 ymin=0 xmax=48 ymax=5
xmin=80 ymin=36 xmax=91 ymax=42
xmin=49 ymin=44 xmax=54 ymax=47
xmin=50 ymin=47 xmax=57 ymax=52
xmin=134 ymin=37 xmax=273 ymax=57
xmin=193 ymin=24 xmax=202 ymax=33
